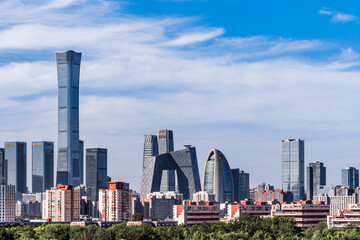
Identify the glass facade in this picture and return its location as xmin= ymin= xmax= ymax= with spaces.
xmin=306 ymin=161 xmax=326 ymax=200
xmin=231 ymin=168 xmax=250 ymax=201
xmin=56 ymin=50 xmax=81 ymax=187
xmin=86 ymin=148 xmax=108 ymax=201
xmin=79 ymin=140 xmax=84 ymax=185
xmin=0 ymin=148 xmax=6 ymax=184
xmin=143 ymin=135 xmax=158 ymax=168
xmin=281 ymin=139 xmax=305 ymax=201
xmin=341 ymin=167 xmax=359 ymax=188
xmin=5 ymin=142 xmax=27 ymax=193
xmin=32 ymin=141 xmax=54 ymax=193
xmin=158 ymin=129 xmax=175 ymax=192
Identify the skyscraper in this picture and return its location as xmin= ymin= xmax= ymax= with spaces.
xmin=32 ymin=141 xmax=54 ymax=193
xmin=342 ymin=167 xmax=359 ymax=188
xmin=0 ymin=148 xmax=6 ymax=184
xmin=143 ymin=135 xmax=158 ymax=168
xmin=282 ymin=139 xmax=305 ymax=201
xmin=79 ymin=140 xmax=84 ymax=185
xmin=56 ymin=50 xmax=82 ymax=187
xmin=5 ymin=142 xmax=27 ymax=194
xmin=158 ymin=129 xmax=175 ymax=192
xmin=231 ymin=169 xmax=249 ymax=201
xmin=203 ymin=149 xmax=234 ymax=203
xmin=306 ymin=161 xmax=326 ymax=200
xmin=86 ymin=148 xmax=108 ymax=201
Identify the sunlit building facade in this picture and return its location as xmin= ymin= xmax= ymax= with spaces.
xmin=32 ymin=141 xmax=54 ymax=193
xmin=5 ymin=142 xmax=27 ymax=194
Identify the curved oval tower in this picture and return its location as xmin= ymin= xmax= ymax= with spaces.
xmin=202 ymin=149 xmax=234 ymax=203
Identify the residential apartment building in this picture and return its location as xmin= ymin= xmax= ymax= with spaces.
xmin=226 ymin=201 xmax=271 ymax=221
xmin=0 ymin=185 xmax=15 ymax=221
xmin=173 ymin=202 xmax=220 ymax=227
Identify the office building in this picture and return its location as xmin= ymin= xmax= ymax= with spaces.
xmin=131 ymin=192 xmax=143 ymax=216
xmin=86 ymin=148 xmax=107 ymax=201
xmin=203 ymin=148 xmax=234 ymax=203
xmin=5 ymin=142 xmax=27 ymax=194
xmin=231 ymin=169 xmax=249 ymax=201
xmin=79 ymin=140 xmax=84 ymax=185
xmin=330 ymin=194 xmax=357 ymax=216
xmin=143 ymin=135 xmax=158 ymax=168
xmin=32 ymin=141 xmax=54 ymax=193
xmin=98 ymin=182 xmax=132 ymax=222
xmin=307 ymin=161 xmax=326 ymax=200
xmin=257 ymin=183 xmax=274 ymax=192
xmin=192 ymin=191 xmax=216 ymax=202
xmin=255 ymin=189 xmax=293 ymax=204
xmin=56 ymin=50 xmax=82 ymax=187
xmin=0 ymin=185 xmax=15 ymax=221
xmin=140 ymin=145 xmax=201 ymax=200
xmin=173 ymin=202 xmax=220 ymax=227
xmin=342 ymin=167 xmax=359 ymax=188
xmin=226 ymin=201 xmax=271 ymax=221
xmin=0 ymin=148 xmax=6 ymax=184
xmin=43 ymin=185 xmax=81 ymax=222
xmin=273 ymin=200 xmax=329 ymax=228
xmin=143 ymin=192 xmax=183 ymax=220
xmin=282 ymin=139 xmax=305 ymax=201
xmin=16 ymin=200 xmax=41 ymax=217
xmin=158 ymin=129 xmax=176 ymax=192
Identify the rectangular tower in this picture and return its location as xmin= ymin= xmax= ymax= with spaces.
xmin=32 ymin=141 xmax=54 ymax=193
xmin=79 ymin=140 xmax=84 ymax=185
xmin=231 ymin=169 xmax=250 ymax=201
xmin=56 ymin=50 xmax=82 ymax=187
xmin=342 ymin=167 xmax=359 ymax=188
xmin=143 ymin=135 xmax=158 ymax=168
xmin=86 ymin=148 xmax=108 ymax=201
xmin=5 ymin=142 xmax=27 ymax=194
xmin=282 ymin=139 xmax=305 ymax=201
xmin=158 ymin=129 xmax=175 ymax=192
xmin=0 ymin=148 xmax=6 ymax=184
xmin=306 ymin=161 xmax=326 ymax=200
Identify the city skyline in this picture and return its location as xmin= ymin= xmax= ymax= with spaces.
xmin=2 ymin=1 xmax=360 ymax=192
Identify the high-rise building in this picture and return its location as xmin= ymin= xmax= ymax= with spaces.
xmin=43 ymin=185 xmax=81 ymax=222
xmin=282 ymin=139 xmax=305 ymax=201
xmin=0 ymin=148 xmax=6 ymax=184
xmin=79 ymin=140 xmax=84 ymax=185
xmin=342 ymin=167 xmax=359 ymax=188
xmin=5 ymin=142 xmax=27 ymax=194
xmin=231 ymin=169 xmax=249 ymax=201
xmin=257 ymin=183 xmax=274 ymax=192
xmin=0 ymin=185 xmax=15 ymax=222
xmin=32 ymin=141 xmax=54 ymax=193
xmin=86 ymin=148 xmax=107 ymax=201
xmin=143 ymin=135 xmax=158 ymax=168
xmin=307 ymin=161 xmax=326 ymax=200
xmin=203 ymin=149 xmax=234 ymax=203
xmin=56 ymin=50 xmax=82 ymax=187
xmin=141 ymin=145 xmax=201 ymax=200
xmin=158 ymin=129 xmax=175 ymax=192
xmin=98 ymin=182 xmax=132 ymax=222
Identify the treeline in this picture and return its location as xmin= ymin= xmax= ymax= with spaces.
xmin=0 ymin=215 xmax=360 ymax=240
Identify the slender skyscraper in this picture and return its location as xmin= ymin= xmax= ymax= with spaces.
xmin=5 ymin=142 xmax=27 ymax=194
xmin=158 ymin=129 xmax=175 ymax=192
xmin=231 ymin=169 xmax=249 ymax=201
xmin=86 ymin=148 xmax=107 ymax=201
xmin=143 ymin=135 xmax=158 ymax=168
xmin=0 ymin=148 xmax=6 ymax=184
xmin=306 ymin=161 xmax=326 ymax=200
xmin=32 ymin=141 xmax=54 ymax=193
xmin=56 ymin=50 xmax=81 ymax=187
xmin=342 ymin=167 xmax=359 ymax=188
xmin=79 ymin=140 xmax=84 ymax=185
xmin=282 ymin=139 xmax=305 ymax=201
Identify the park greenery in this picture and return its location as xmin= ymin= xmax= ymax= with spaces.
xmin=0 ymin=215 xmax=359 ymax=239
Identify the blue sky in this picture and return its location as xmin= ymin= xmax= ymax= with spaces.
xmin=1 ymin=0 xmax=360 ymax=192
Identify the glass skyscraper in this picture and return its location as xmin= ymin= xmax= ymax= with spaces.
xmin=86 ymin=148 xmax=108 ymax=201
xmin=32 ymin=141 xmax=54 ymax=193
xmin=306 ymin=161 xmax=326 ymax=200
xmin=0 ymin=148 xmax=6 ymax=184
xmin=5 ymin=142 xmax=27 ymax=193
xmin=56 ymin=50 xmax=82 ymax=187
xmin=158 ymin=129 xmax=175 ymax=192
xmin=341 ymin=167 xmax=359 ymax=188
xmin=143 ymin=135 xmax=158 ymax=168
xmin=231 ymin=168 xmax=249 ymax=201
xmin=282 ymin=139 xmax=305 ymax=201
xmin=79 ymin=140 xmax=84 ymax=185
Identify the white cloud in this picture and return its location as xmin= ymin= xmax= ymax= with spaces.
xmin=331 ymin=12 xmax=358 ymax=23
xmin=164 ymin=28 xmax=224 ymax=46
xmin=319 ymin=8 xmax=333 ymax=16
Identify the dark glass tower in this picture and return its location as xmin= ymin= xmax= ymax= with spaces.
xmin=79 ymin=140 xmax=84 ymax=185
xmin=56 ymin=50 xmax=81 ymax=187
xmin=32 ymin=141 xmax=54 ymax=193
xmin=143 ymin=135 xmax=158 ymax=168
xmin=158 ymin=129 xmax=175 ymax=192
xmin=282 ymin=139 xmax=305 ymax=201
xmin=86 ymin=148 xmax=107 ymax=201
xmin=342 ymin=167 xmax=359 ymax=188
xmin=306 ymin=161 xmax=326 ymax=200
xmin=231 ymin=168 xmax=249 ymax=201
xmin=0 ymin=148 xmax=6 ymax=184
xmin=5 ymin=142 xmax=27 ymax=193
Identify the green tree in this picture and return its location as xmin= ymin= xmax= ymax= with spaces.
xmin=132 ymin=213 xmax=143 ymax=221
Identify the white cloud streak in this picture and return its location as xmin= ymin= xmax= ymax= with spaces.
xmin=319 ymin=7 xmax=358 ymax=23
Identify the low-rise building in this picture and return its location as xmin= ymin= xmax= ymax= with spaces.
xmin=226 ymin=201 xmax=271 ymax=221
xmin=273 ymin=200 xmax=329 ymax=228
xmin=328 ymin=204 xmax=360 ymax=228
xmin=98 ymin=181 xmax=132 ymax=222
xmin=192 ymin=191 xmax=215 ymax=202
xmin=255 ymin=190 xmax=293 ymax=204
xmin=173 ymin=201 xmax=220 ymax=227
xmin=143 ymin=192 xmax=182 ymax=220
